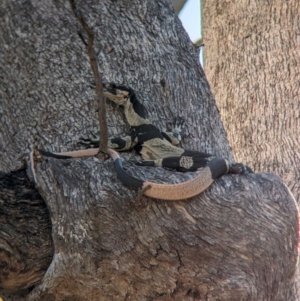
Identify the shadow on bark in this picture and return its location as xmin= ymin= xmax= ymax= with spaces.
xmin=0 ymin=169 xmax=53 ymax=298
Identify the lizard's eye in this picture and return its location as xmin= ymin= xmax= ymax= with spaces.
xmin=121 ymin=91 xmax=129 ymax=98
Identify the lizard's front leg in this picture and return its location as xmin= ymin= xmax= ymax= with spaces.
xmin=79 ymin=134 xmax=137 ymax=152
xmin=36 ymin=134 xmax=137 ymax=166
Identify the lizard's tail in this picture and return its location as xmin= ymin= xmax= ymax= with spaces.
xmin=109 ymin=149 xmax=228 ymax=201
xmin=35 ymin=149 xmax=228 ymax=201
xmin=141 ymin=158 xmax=228 ymax=200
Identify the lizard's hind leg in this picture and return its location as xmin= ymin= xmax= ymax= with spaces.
xmin=137 ymin=150 xmax=215 ymax=172
xmin=161 ymin=116 xmax=185 ymax=146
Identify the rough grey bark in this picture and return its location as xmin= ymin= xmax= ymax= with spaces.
xmin=202 ymin=0 xmax=300 ymax=203
xmin=0 ymin=0 xmax=231 ymax=172
xmin=0 ymin=0 xmax=299 ymax=300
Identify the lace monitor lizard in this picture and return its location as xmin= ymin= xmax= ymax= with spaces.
xmin=35 ymin=83 xmax=252 ymax=200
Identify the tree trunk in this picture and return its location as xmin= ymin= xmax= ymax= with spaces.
xmin=0 ymin=0 xmax=299 ymax=300
xmin=202 ymin=0 xmax=300 ymax=202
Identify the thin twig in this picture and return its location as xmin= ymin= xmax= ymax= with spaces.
xmin=69 ymin=0 xmax=108 ymax=159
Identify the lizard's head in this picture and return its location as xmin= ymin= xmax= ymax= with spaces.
xmin=103 ymin=83 xmax=133 ymax=106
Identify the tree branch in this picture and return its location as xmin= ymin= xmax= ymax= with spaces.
xmin=69 ymin=0 xmax=108 ymax=158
